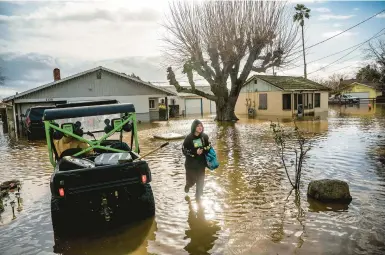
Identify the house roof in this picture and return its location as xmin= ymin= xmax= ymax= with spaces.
xmin=2 ymin=66 xmax=176 ymax=102
xmin=161 ymin=85 xmax=213 ymax=97
xmin=339 ymin=79 xmax=381 ymax=91
xmin=245 ymin=75 xmax=330 ymax=91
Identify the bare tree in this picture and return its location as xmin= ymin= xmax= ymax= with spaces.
xmin=270 ymin=120 xmax=312 ymax=190
xmin=319 ymin=73 xmax=350 ymax=92
xmin=164 ymin=1 xmax=299 ymax=121
xmin=365 ymin=38 xmax=385 ymax=93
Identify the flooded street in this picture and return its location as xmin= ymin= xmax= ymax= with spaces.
xmin=0 ymin=104 xmax=384 ymax=255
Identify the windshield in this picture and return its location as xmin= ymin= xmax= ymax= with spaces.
xmin=54 ymin=113 xmax=122 ymax=140
xmin=29 ymin=108 xmax=49 ymax=120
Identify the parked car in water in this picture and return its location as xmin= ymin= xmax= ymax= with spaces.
xmin=22 ymin=105 xmax=56 ymax=140
xmin=328 ymin=94 xmax=360 ymax=104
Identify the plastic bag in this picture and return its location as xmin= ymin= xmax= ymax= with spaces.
xmin=205 ymin=147 xmax=219 ymax=171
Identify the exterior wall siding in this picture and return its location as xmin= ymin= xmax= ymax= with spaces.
xmin=342 ymin=83 xmax=379 ymax=98
xmin=15 ymin=95 xmax=159 ymax=123
xmin=17 ymin=70 xmax=168 ymax=100
xmin=166 ymin=96 xmax=212 ymax=115
xmin=241 ymin=78 xmax=281 ymax=93
xmin=149 ymin=111 xmax=159 ymax=121
xmin=236 ymin=91 xmax=328 ymax=117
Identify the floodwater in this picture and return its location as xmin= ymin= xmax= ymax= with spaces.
xmin=0 ymin=104 xmax=384 ymax=255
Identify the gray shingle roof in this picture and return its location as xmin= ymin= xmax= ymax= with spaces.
xmin=247 ymin=75 xmax=330 ymax=91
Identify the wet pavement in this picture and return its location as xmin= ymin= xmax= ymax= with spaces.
xmin=0 ymin=104 xmax=384 ymax=255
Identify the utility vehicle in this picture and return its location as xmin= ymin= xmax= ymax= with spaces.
xmin=43 ymin=100 xmax=165 ymax=235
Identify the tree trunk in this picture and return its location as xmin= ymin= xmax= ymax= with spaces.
xmin=301 ymin=25 xmax=307 ymax=79
xmin=215 ymin=96 xmax=239 ymax=121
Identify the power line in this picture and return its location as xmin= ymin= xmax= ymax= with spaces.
xmin=307 ymin=27 xmax=385 ymax=75
xmin=324 ymin=63 xmax=360 ymax=74
xmin=288 ymin=8 xmax=385 ymax=56
xmin=307 ymin=32 xmax=385 ymax=64
xmin=285 ymin=29 xmax=385 ymax=71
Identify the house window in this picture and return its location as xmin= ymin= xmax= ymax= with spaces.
xmin=294 ymin=94 xmax=298 ymax=110
xmin=259 ymin=93 xmax=267 ymax=110
xmin=149 ymin=99 xmax=155 ymax=109
xmin=315 ymin=93 xmax=321 ymax=108
xmin=282 ymin=94 xmax=292 ymax=110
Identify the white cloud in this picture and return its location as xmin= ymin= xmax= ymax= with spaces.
xmin=376 ymin=13 xmax=385 ymax=18
xmin=1 ymin=1 xmax=165 ymax=60
xmin=333 ymin=23 xmax=342 ymax=27
xmin=0 ymin=87 xmax=19 ymax=98
xmin=322 ymin=30 xmax=358 ymax=37
xmin=353 ymin=8 xmax=360 ymax=11
xmin=313 ymin=8 xmax=331 ymax=13
xmin=319 ymin=14 xmax=355 ymax=20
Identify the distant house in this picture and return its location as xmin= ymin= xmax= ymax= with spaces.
xmin=235 ymin=75 xmax=330 ymax=117
xmin=338 ymin=79 xmax=383 ymax=100
xmin=2 ymin=66 xmax=176 ymax=136
xmin=160 ymin=86 xmax=216 ymax=116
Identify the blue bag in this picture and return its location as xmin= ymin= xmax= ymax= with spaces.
xmin=205 ymin=147 xmax=219 ymax=171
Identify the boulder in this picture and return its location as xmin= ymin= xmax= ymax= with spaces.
xmin=307 ymin=179 xmax=352 ymax=203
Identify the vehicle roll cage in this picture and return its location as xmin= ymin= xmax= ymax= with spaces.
xmin=43 ymin=103 xmax=139 ymax=167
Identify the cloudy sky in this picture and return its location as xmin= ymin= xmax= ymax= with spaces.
xmin=1 ymin=0 xmax=385 ymax=98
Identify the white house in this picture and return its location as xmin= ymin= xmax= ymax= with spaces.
xmin=160 ymin=86 xmax=216 ymax=116
xmin=2 ymin=66 xmax=176 ymax=135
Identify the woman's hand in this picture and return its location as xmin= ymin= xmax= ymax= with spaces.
xmin=197 ymin=148 xmax=203 ymax=155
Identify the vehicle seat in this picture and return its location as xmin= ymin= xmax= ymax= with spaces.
xmin=110 ymin=142 xmax=131 ymax=151
xmin=58 ymin=155 xmax=95 ymax=171
xmin=59 ymin=148 xmax=84 ymax=159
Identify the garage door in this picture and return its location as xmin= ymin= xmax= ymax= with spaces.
xmin=210 ymin=100 xmax=216 ymax=113
xmin=347 ymin=92 xmax=369 ymax=100
xmin=185 ymin=98 xmax=202 ymax=115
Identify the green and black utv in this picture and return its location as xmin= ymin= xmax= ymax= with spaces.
xmin=43 ymin=100 xmax=160 ymax=235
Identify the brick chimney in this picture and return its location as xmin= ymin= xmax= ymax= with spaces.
xmin=53 ymin=68 xmax=61 ymax=81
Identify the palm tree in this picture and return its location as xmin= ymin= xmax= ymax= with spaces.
xmin=294 ymin=4 xmax=311 ymax=79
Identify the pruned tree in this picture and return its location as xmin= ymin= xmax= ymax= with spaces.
xmin=293 ymin=4 xmax=311 ymax=79
xmin=164 ymin=1 xmax=299 ymax=121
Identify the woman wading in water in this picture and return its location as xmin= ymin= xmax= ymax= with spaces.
xmin=182 ymin=120 xmax=211 ymax=200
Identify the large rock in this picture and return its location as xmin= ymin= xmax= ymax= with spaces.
xmin=307 ymin=179 xmax=352 ymax=203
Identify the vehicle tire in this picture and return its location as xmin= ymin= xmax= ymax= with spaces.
xmin=135 ymin=184 xmax=155 ymax=220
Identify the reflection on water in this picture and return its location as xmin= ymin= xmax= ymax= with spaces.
xmin=184 ymin=200 xmax=220 ymax=255
xmin=53 ymin=217 xmax=157 ymax=255
xmin=0 ymin=104 xmax=385 ymax=255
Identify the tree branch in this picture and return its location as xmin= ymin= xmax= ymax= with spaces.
xmin=167 ymin=67 xmax=217 ymax=101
